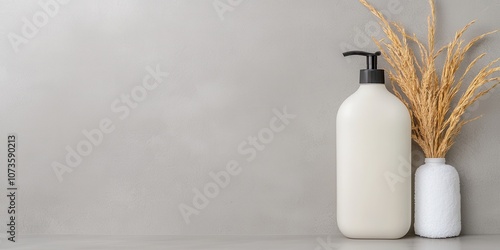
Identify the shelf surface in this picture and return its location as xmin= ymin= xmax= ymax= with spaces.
xmin=1 ymin=234 xmax=499 ymax=249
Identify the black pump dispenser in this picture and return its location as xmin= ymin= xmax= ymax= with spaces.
xmin=343 ymin=51 xmax=385 ymax=84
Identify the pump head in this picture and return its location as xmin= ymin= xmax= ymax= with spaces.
xmin=343 ymin=51 xmax=385 ymax=84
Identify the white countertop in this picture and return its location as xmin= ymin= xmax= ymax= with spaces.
xmin=1 ymin=235 xmax=499 ymax=250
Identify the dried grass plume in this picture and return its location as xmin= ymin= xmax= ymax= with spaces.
xmin=359 ymin=0 xmax=500 ymax=158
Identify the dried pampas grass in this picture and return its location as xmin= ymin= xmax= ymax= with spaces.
xmin=359 ymin=0 xmax=500 ymax=158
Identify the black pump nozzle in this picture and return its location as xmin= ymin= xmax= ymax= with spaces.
xmin=343 ymin=51 xmax=381 ymax=69
xmin=343 ymin=51 xmax=385 ymax=84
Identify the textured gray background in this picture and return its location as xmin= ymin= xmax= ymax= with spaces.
xmin=0 ymin=0 xmax=499 ymax=235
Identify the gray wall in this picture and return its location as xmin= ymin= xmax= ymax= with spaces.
xmin=0 ymin=0 xmax=499 ymax=235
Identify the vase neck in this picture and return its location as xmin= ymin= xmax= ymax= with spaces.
xmin=425 ymin=158 xmax=446 ymax=164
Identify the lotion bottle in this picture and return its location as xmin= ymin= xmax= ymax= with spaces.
xmin=336 ymin=51 xmax=411 ymax=239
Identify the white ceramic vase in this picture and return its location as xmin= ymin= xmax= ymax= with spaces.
xmin=414 ymin=158 xmax=461 ymax=238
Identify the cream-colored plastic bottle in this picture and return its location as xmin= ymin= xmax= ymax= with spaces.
xmin=336 ymin=51 xmax=411 ymax=239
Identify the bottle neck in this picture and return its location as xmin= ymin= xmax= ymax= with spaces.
xmin=425 ymin=158 xmax=446 ymax=164
xmin=357 ymin=83 xmax=388 ymax=93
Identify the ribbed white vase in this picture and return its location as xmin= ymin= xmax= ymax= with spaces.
xmin=414 ymin=158 xmax=461 ymax=238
